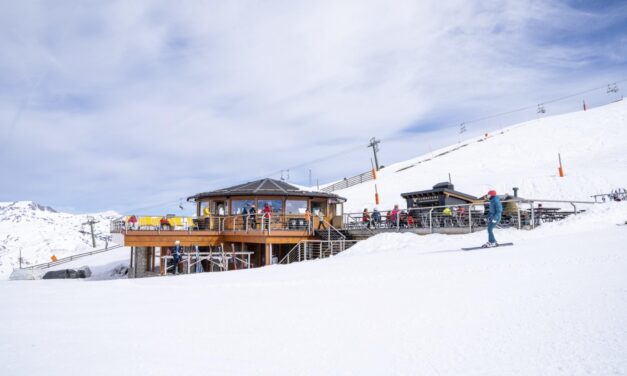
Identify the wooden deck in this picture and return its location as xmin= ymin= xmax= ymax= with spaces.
xmin=123 ymin=229 xmax=314 ymax=247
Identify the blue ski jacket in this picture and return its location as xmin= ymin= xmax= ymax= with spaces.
xmin=488 ymin=196 xmax=503 ymax=223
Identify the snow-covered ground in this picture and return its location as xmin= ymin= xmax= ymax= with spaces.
xmin=336 ymin=100 xmax=627 ymax=213
xmin=0 ymin=201 xmax=120 ymax=278
xmin=1 ymin=101 xmax=626 ymax=375
xmin=1 ymin=202 xmax=626 ymax=375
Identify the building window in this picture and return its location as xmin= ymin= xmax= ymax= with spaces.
xmin=257 ymin=199 xmax=282 ymax=214
xmin=311 ymin=201 xmax=325 ymax=215
xmin=200 ymin=201 xmax=210 ymax=216
xmin=285 ymin=200 xmax=307 ymax=215
xmin=231 ymin=200 xmax=255 ymax=215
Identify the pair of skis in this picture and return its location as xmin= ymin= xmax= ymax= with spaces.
xmin=462 ymin=242 xmax=514 ymax=251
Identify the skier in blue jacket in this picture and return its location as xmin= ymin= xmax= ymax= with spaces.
xmin=484 ymin=190 xmax=502 ymax=248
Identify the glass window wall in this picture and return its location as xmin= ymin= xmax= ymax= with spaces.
xmin=231 ymin=200 xmax=255 ymax=215
xmin=257 ymin=199 xmax=283 ymax=214
xmin=286 ymin=200 xmax=308 ymax=214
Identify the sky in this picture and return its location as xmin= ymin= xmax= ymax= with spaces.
xmin=1 ymin=0 xmax=626 ymax=214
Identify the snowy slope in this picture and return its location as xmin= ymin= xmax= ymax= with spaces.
xmin=0 ymin=202 xmax=626 ymax=375
xmin=337 ymin=100 xmax=627 ymax=212
xmin=0 ymin=201 xmax=120 ymax=278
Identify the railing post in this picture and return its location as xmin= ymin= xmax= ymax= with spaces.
xmin=429 ymin=208 xmax=434 ymax=234
xmin=468 ymin=204 xmax=472 ymax=232
xmin=570 ymin=202 xmax=577 ymax=215
xmin=517 ymin=204 xmax=521 ymax=229
xmin=530 ymin=201 xmax=535 ymax=229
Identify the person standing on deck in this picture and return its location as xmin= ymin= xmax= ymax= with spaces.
xmin=389 ymin=205 xmax=400 ymax=227
xmin=262 ymin=203 xmax=272 ymax=231
xmin=248 ymin=205 xmax=257 ymax=229
xmin=242 ymin=204 xmax=250 ymax=230
xmin=305 ymin=209 xmax=312 ymax=234
xmin=317 ymin=209 xmax=326 ymax=230
xmin=484 ymin=190 xmax=503 ymax=248
xmin=128 ymin=215 xmax=138 ymax=230
xmin=372 ymin=208 xmax=381 ymax=228
xmin=362 ymin=208 xmax=372 ymax=229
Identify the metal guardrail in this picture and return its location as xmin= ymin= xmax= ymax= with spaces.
xmin=112 ymin=213 xmax=319 ymax=234
xmin=321 ymin=170 xmax=375 ymax=193
xmin=279 ymin=239 xmax=359 ymax=264
xmin=21 ymin=244 xmax=124 ymax=270
xmin=110 ymin=213 xmax=318 ymax=233
xmin=343 ymin=198 xmax=597 ymax=233
xmin=590 ymin=188 xmax=626 ymax=202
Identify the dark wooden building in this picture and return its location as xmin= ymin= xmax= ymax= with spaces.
xmin=401 ymin=182 xmax=479 ymax=209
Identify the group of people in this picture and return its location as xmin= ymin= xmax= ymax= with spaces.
xmin=361 ymin=205 xmax=415 ymax=229
xmin=357 ymin=189 xmax=504 ymax=248
xmin=238 ymin=203 xmax=274 ymax=230
xmin=124 ymin=215 xmax=172 ymax=230
xmin=238 ymin=203 xmax=326 ymax=232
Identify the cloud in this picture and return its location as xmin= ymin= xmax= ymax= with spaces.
xmin=0 ymin=0 xmax=625 ymax=213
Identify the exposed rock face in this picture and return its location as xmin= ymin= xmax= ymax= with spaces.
xmin=41 ymin=266 xmax=92 ymax=279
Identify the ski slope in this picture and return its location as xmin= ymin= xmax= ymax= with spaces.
xmin=0 ymin=202 xmax=626 ymax=375
xmin=0 ymin=102 xmax=626 ymax=375
xmin=337 ymin=100 xmax=627 ymax=213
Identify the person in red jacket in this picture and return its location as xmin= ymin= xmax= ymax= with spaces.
xmin=389 ymin=205 xmax=400 ymax=227
xmin=128 ymin=215 xmax=138 ymax=230
xmin=262 ymin=203 xmax=272 ymax=231
xmin=160 ymin=216 xmax=171 ymax=230
xmin=362 ymin=208 xmax=372 ymax=229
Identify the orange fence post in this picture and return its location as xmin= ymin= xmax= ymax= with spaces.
xmin=51 ymin=255 xmax=58 ymax=262
xmin=558 ymin=153 xmax=565 ymax=177
xmin=375 ymin=184 xmax=380 ymax=205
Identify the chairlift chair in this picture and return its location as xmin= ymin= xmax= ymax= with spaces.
xmin=607 ymin=83 xmax=619 ymax=94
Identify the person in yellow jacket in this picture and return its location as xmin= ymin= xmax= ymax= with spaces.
xmin=442 ymin=207 xmax=453 ymax=227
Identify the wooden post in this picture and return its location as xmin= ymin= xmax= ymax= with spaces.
xmin=375 ymin=184 xmax=380 ymax=205
xmin=265 ymin=243 xmax=272 ymax=266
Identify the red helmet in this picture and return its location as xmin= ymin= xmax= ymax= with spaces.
xmin=488 ymin=190 xmax=497 ymax=197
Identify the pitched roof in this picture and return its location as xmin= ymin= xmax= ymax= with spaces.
xmin=401 ymin=182 xmax=479 ymax=202
xmin=187 ymin=178 xmax=345 ymax=201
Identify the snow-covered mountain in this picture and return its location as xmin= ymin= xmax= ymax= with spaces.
xmin=336 ymin=100 xmax=627 ymax=212
xmin=0 ymin=201 xmax=120 ymax=277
